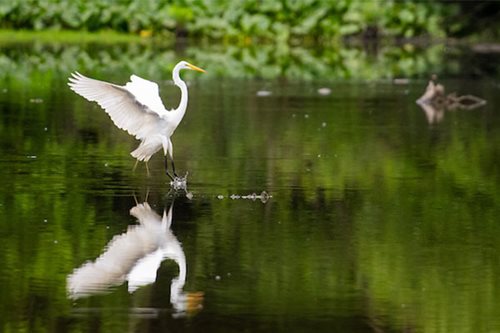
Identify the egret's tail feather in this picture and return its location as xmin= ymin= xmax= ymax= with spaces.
xmin=131 ymin=146 xmax=151 ymax=162
xmin=131 ymin=142 xmax=161 ymax=162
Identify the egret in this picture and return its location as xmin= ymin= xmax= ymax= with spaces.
xmin=68 ymin=61 xmax=206 ymax=179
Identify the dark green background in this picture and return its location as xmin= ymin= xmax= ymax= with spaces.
xmin=1 ymin=39 xmax=500 ymax=332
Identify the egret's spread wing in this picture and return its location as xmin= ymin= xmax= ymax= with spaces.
xmin=125 ymin=75 xmax=167 ymax=115
xmin=68 ymin=72 xmax=169 ymax=140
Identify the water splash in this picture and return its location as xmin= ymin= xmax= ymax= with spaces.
xmin=228 ymin=191 xmax=271 ymax=203
xmin=170 ymin=173 xmax=188 ymax=191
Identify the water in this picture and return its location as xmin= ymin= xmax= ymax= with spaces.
xmin=1 ymin=39 xmax=500 ymax=332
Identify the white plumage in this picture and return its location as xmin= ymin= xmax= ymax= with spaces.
xmin=68 ymin=60 xmax=206 ymax=177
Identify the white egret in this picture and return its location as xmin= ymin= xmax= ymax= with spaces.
xmin=68 ymin=61 xmax=206 ymax=179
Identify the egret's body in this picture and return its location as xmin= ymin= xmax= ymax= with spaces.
xmin=68 ymin=61 xmax=205 ymax=178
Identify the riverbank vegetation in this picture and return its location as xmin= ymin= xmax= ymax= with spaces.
xmin=1 ymin=0 xmax=499 ymax=42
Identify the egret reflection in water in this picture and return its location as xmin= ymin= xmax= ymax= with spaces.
xmin=67 ymin=200 xmax=203 ymax=315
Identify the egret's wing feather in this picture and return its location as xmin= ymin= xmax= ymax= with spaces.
xmin=125 ymin=75 xmax=168 ymax=115
xmin=68 ymin=72 xmax=169 ymax=140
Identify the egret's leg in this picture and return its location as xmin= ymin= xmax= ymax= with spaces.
xmin=145 ymin=161 xmax=150 ymax=177
xmin=161 ymin=136 xmax=175 ymax=180
xmin=167 ymin=139 xmax=178 ymax=177
xmin=133 ymin=159 xmax=139 ymax=173
xmin=164 ymin=155 xmax=174 ymax=181
xmin=171 ymin=159 xmax=178 ymax=178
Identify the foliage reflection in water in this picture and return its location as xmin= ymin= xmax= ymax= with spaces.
xmin=1 ymin=40 xmax=500 ymax=332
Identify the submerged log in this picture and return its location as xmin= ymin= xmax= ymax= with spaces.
xmin=416 ymin=77 xmax=486 ymax=111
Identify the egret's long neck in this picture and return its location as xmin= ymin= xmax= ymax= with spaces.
xmin=169 ymin=245 xmax=187 ymax=306
xmin=172 ymin=67 xmax=188 ymax=125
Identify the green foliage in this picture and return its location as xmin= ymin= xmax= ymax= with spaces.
xmin=0 ymin=29 xmax=139 ymax=43
xmin=0 ymin=38 xmax=468 ymax=83
xmin=0 ymin=0 xmax=455 ymax=39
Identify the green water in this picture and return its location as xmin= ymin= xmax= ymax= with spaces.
xmin=1 ymin=39 xmax=500 ymax=333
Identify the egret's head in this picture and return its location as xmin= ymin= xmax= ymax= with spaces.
xmin=178 ymin=61 xmax=206 ymax=73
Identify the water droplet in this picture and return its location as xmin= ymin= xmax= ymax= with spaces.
xmin=260 ymin=191 xmax=270 ymax=203
xmin=186 ymin=192 xmax=193 ymax=200
xmin=321 ymin=122 xmax=327 ymax=127
xmin=217 ymin=195 xmax=224 ymax=200
xmin=304 ymin=114 xmax=309 ymax=119
xmin=215 ymin=275 xmax=221 ymax=281
xmin=54 ymin=240 xmax=58 ymax=244
xmin=43 ymin=219 xmax=48 ymax=223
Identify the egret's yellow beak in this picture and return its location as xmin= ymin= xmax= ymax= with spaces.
xmin=186 ymin=63 xmax=206 ymax=73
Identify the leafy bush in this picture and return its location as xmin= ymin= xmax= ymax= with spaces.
xmin=0 ymin=0 xmax=455 ymax=40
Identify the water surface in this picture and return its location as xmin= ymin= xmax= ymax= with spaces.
xmin=1 ymin=40 xmax=500 ymax=332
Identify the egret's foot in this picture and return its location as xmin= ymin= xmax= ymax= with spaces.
xmin=169 ymin=172 xmax=189 ymax=191
xmin=166 ymin=171 xmax=174 ymax=181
